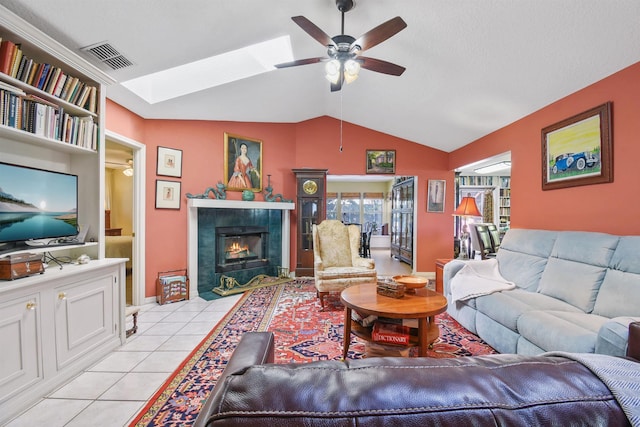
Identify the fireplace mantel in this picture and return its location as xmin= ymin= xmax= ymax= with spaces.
xmin=188 ymin=199 xmax=295 ymax=211
xmin=187 ymin=199 xmax=295 ymax=298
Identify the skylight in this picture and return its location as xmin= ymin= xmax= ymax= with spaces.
xmin=121 ymin=36 xmax=294 ymax=104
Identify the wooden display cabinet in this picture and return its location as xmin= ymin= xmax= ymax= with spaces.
xmin=292 ymin=168 xmax=328 ymax=276
xmin=390 ymin=177 xmax=414 ymax=265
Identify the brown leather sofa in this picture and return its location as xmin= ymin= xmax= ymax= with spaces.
xmin=194 ymin=323 xmax=640 ymax=427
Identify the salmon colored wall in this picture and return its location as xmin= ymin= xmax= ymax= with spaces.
xmin=107 ymin=60 xmax=640 ymax=300
xmin=450 ymin=61 xmax=640 ymax=235
xmin=294 ymin=116 xmax=452 ymax=275
xmin=106 ymin=105 xmax=453 ymax=299
xmin=105 ymin=99 xmax=145 ymax=141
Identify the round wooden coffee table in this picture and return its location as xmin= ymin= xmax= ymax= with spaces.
xmin=341 ymin=283 xmax=447 ymax=358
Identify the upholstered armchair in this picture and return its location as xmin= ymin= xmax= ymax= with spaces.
xmin=312 ymin=220 xmax=377 ymax=310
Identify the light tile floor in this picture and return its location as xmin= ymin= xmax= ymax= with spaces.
xmin=6 ymin=248 xmax=411 ymax=426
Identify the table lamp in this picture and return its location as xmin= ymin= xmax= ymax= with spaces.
xmin=453 ymin=194 xmax=481 ymax=259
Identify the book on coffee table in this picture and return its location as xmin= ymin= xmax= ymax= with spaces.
xmin=371 ymin=321 xmax=412 ymax=346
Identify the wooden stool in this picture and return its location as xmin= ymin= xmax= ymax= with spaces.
xmin=125 ymin=306 xmax=140 ymax=338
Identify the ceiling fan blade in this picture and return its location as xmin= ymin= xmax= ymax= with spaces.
xmin=274 ymin=57 xmax=324 ymax=69
xmin=292 ymin=16 xmax=337 ymax=48
xmin=352 ymin=16 xmax=407 ymax=52
xmin=360 ymin=57 xmax=406 ymax=76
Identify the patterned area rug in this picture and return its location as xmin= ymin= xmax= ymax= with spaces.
xmin=130 ymin=278 xmax=496 ymax=426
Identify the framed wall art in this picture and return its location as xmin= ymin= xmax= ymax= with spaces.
xmin=542 ymin=102 xmax=612 ymax=190
xmin=427 ymin=179 xmax=446 ymax=212
xmin=155 ymin=179 xmax=181 ymax=209
xmin=157 ymin=146 xmax=183 ymax=177
xmin=224 ymin=132 xmax=263 ymax=192
xmin=366 ymin=150 xmax=396 ymax=174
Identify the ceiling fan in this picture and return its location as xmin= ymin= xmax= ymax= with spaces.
xmin=275 ymin=0 xmax=407 ymax=91
xmin=106 ymin=159 xmax=134 ymax=176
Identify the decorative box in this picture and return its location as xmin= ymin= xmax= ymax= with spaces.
xmin=0 ymin=253 xmax=45 ymax=280
xmin=376 ymin=279 xmax=406 ymax=298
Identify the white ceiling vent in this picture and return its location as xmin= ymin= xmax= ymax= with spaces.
xmin=81 ymin=41 xmax=133 ymax=70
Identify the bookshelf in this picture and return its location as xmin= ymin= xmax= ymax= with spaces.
xmin=498 ymin=177 xmax=511 ymax=234
xmin=0 ymin=7 xmax=123 ymax=425
xmin=0 ymin=7 xmax=114 ymax=258
xmin=458 ymin=175 xmax=510 ymax=232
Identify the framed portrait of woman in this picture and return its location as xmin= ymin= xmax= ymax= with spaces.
xmin=224 ymin=132 xmax=263 ymax=192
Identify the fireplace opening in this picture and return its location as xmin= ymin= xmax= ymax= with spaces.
xmin=216 ymin=226 xmax=269 ymax=273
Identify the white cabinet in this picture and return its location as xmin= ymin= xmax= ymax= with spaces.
xmin=0 ymin=259 xmax=126 ymax=425
xmin=0 ymin=7 xmax=125 ymax=425
xmin=0 ymin=293 xmax=41 ymax=405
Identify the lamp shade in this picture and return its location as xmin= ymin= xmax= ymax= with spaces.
xmin=453 ymin=195 xmax=481 ymax=217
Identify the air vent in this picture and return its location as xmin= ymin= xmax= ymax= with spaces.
xmin=81 ymin=41 xmax=133 ymax=70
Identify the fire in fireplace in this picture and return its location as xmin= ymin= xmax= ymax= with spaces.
xmin=216 ymin=226 xmax=269 ymax=272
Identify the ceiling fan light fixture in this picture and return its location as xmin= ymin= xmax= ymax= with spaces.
xmin=344 ymin=59 xmax=360 ymax=83
xmin=122 ymin=168 xmax=134 ymax=177
xmin=325 ymin=59 xmax=341 ymax=84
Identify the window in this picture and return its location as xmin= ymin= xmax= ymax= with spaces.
xmin=326 ymin=192 xmax=338 ymax=220
xmin=340 ymin=193 xmax=361 ymax=224
xmin=327 ymin=192 xmax=385 ymax=234
xmin=363 ymin=193 xmax=383 ymax=234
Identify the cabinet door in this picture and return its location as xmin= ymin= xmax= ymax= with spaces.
xmin=300 ymin=199 xmax=319 ymax=251
xmin=54 ymin=273 xmax=115 ymax=370
xmin=0 ymin=294 xmax=41 ymax=402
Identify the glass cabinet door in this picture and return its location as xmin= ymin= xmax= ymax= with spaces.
xmin=300 ymin=199 xmax=318 ymax=250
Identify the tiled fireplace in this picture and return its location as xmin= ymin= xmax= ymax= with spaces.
xmin=187 ymin=199 xmax=294 ymax=298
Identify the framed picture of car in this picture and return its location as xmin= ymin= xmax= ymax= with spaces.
xmin=542 ymin=102 xmax=612 ymax=190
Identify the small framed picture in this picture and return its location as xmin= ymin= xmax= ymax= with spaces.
xmin=155 ymin=180 xmax=181 ymax=209
xmin=366 ymin=150 xmax=396 ymax=174
xmin=427 ymin=179 xmax=446 ymax=212
xmin=157 ymin=146 xmax=183 ymax=177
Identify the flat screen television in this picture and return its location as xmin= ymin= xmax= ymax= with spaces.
xmin=0 ymin=162 xmax=79 ymax=255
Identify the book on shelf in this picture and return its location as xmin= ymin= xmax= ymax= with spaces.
xmin=43 ymin=66 xmax=61 ymax=93
xmin=35 ymin=63 xmax=51 ymax=90
xmin=18 ymin=57 xmax=33 ymax=82
xmin=26 ymin=60 xmax=40 ymax=85
xmin=1 ymin=37 xmax=98 ymax=115
xmin=52 ymin=72 xmax=67 ymax=97
xmin=10 ymin=49 xmax=23 ymax=78
xmin=0 ymin=80 xmax=25 ymax=95
xmin=15 ymin=55 xmax=27 ymax=81
xmin=0 ymin=40 xmax=17 ymax=75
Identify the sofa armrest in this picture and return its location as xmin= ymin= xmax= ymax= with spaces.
xmin=194 ymin=332 xmax=275 ymax=427
xmin=442 ymin=259 xmax=467 ymax=297
xmin=627 ymin=322 xmax=640 ymax=361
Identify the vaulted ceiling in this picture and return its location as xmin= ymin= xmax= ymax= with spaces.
xmin=2 ymin=0 xmax=639 ymax=153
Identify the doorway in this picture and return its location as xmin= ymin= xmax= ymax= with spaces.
xmin=326 ymin=174 xmax=414 ymax=275
xmin=105 ymin=130 xmax=146 ymax=306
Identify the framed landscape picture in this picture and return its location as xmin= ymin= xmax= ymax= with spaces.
xmin=366 ymin=150 xmax=396 ymax=174
xmin=224 ymin=132 xmax=263 ymax=192
xmin=542 ymin=102 xmax=612 ymax=190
